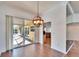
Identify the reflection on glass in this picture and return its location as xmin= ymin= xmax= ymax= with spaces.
xmin=13 ymin=18 xmax=35 ymax=48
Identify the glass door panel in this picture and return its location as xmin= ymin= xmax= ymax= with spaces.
xmin=24 ymin=20 xmax=35 ymax=43
xmin=12 ymin=17 xmax=35 ymax=48
xmin=13 ymin=17 xmax=24 ymax=48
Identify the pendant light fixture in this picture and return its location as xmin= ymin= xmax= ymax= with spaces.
xmin=33 ymin=1 xmax=44 ymax=27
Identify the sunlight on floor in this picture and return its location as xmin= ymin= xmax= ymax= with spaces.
xmin=13 ymin=33 xmax=31 ymax=48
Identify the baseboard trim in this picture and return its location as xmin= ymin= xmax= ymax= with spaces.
xmin=52 ymin=41 xmax=74 ymax=54
xmin=51 ymin=47 xmax=67 ymax=54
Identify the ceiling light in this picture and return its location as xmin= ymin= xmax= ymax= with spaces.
xmin=33 ymin=1 xmax=44 ymax=27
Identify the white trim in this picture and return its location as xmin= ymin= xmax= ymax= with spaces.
xmin=52 ymin=47 xmax=67 ymax=54
xmin=52 ymin=42 xmax=74 ymax=54
xmin=66 ymin=42 xmax=74 ymax=54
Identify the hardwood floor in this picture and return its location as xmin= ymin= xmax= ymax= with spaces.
xmin=1 ymin=44 xmax=65 ymax=57
xmin=1 ymin=41 xmax=79 ymax=57
xmin=43 ymin=32 xmax=51 ymax=47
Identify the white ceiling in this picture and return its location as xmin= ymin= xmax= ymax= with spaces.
xmin=70 ymin=1 xmax=79 ymax=13
xmin=1 ymin=1 xmax=64 ymax=15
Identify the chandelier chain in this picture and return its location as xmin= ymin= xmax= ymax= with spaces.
xmin=37 ymin=1 xmax=39 ymax=16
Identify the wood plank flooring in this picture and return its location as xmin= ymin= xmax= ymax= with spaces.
xmin=1 ymin=41 xmax=79 ymax=57
xmin=1 ymin=44 xmax=65 ymax=57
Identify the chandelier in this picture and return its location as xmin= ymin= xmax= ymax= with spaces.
xmin=33 ymin=1 xmax=44 ymax=27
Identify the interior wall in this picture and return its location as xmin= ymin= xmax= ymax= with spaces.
xmin=39 ymin=25 xmax=43 ymax=44
xmin=0 ymin=4 xmax=34 ymax=53
xmin=0 ymin=2 xmax=67 ymax=54
xmin=42 ymin=3 xmax=66 ymax=53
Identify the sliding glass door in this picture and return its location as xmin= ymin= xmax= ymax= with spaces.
xmin=13 ymin=17 xmax=23 ymax=48
xmin=6 ymin=16 xmax=35 ymax=49
xmin=13 ymin=24 xmax=24 ymax=47
xmin=12 ymin=17 xmax=35 ymax=48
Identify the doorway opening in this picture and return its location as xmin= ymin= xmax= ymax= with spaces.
xmin=12 ymin=17 xmax=35 ymax=48
xmin=6 ymin=16 xmax=36 ymax=50
xmin=43 ymin=22 xmax=51 ymax=47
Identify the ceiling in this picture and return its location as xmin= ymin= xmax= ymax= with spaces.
xmin=1 ymin=1 xmax=64 ymax=15
xmin=70 ymin=1 xmax=79 ymax=13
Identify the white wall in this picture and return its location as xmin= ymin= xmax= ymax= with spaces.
xmin=0 ymin=4 xmax=34 ymax=53
xmin=39 ymin=25 xmax=43 ymax=44
xmin=42 ymin=4 xmax=66 ymax=53
xmin=0 ymin=2 xmax=67 ymax=54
